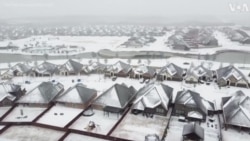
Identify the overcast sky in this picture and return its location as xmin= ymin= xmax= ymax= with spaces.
xmin=0 ymin=0 xmax=249 ymax=23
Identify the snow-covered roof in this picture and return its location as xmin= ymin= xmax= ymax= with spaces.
xmin=0 ymin=84 xmax=16 ymax=102
xmin=59 ymin=59 xmax=84 ymax=74
xmin=133 ymin=65 xmax=156 ymax=76
xmin=56 ymin=83 xmax=97 ymax=105
xmin=217 ymin=65 xmax=248 ymax=82
xmin=106 ymin=61 xmax=132 ymax=74
xmin=18 ymin=81 xmax=64 ymax=104
xmin=34 ymin=61 xmax=58 ymax=74
xmin=93 ymin=83 xmax=136 ymax=109
xmin=223 ymin=90 xmax=250 ymax=128
xmin=175 ymin=90 xmax=215 ymax=115
xmin=132 ymin=82 xmax=173 ymax=111
xmin=158 ymin=63 xmax=183 ymax=77
xmin=186 ymin=64 xmax=213 ymax=78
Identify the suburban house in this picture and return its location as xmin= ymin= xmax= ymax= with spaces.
xmin=31 ymin=61 xmax=58 ymax=77
xmin=131 ymin=82 xmax=173 ymax=116
xmin=83 ymin=62 xmax=106 ymax=74
xmin=59 ymin=59 xmax=84 ymax=76
xmin=157 ymin=63 xmax=184 ymax=81
xmin=0 ymin=83 xmax=25 ymax=106
xmin=222 ymin=90 xmax=250 ymax=130
xmin=105 ymin=61 xmax=132 ymax=77
xmin=10 ymin=63 xmax=32 ymax=76
xmin=130 ymin=65 xmax=156 ymax=79
xmin=174 ymin=90 xmax=215 ymax=122
xmin=167 ymin=35 xmax=190 ymax=51
xmin=92 ymin=83 xmax=136 ymax=115
xmin=1 ymin=69 xmax=14 ymax=80
xmin=182 ymin=122 xmax=204 ymax=141
xmin=55 ymin=83 xmax=97 ymax=109
xmin=185 ymin=65 xmax=213 ymax=83
xmin=17 ymin=81 xmax=64 ymax=107
xmin=215 ymin=65 xmax=249 ymax=88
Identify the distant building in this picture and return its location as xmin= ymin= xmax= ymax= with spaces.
xmin=131 ymin=82 xmax=173 ymax=116
xmin=185 ymin=65 xmax=213 ymax=83
xmin=157 ymin=63 xmax=184 ymax=81
xmin=31 ymin=61 xmax=58 ymax=77
xmin=59 ymin=59 xmax=84 ymax=76
xmin=130 ymin=65 xmax=156 ymax=79
xmin=105 ymin=61 xmax=132 ymax=77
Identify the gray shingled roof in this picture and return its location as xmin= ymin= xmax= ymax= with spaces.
xmin=216 ymin=65 xmax=248 ymax=82
xmin=183 ymin=123 xmax=204 ymax=140
xmin=175 ymin=90 xmax=214 ymax=115
xmin=35 ymin=62 xmax=58 ymax=74
xmin=223 ymin=90 xmax=250 ymax=128
xmin=60 ymin=59 xmax=84 ymax=74
xmin=18 ymin=81 xmax=64 ymax=104
xmin=186 ymin=64 xmax=213 ymax=79
xmin=93 ymin=83 xmax=136 ymax=109
xmin=56 ymin=83 xmax=97 ymax=104
xmin=132 ymin=82 xmax=173 ymax=111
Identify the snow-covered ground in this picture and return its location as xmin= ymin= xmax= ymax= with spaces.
xmin=2 ymin=105 xmax=46 ymax=122
xmin=0 ymin=126 xmax=64 ymax=141
xmin=64 ymin=133 xmax=108 ymax=141
xmin=111 ymin=112 xmax=168 ymax=141
xmin=36 ymin=104 xmax=83 ymax=128
xmin=222 ymin=128 xmax=250 ymax=141
xmin=1 ymin=30 xmax=250 ymax=57
xmin=69 ymin=109 xmax=119 ymax=135
xmin=165 ymin=116 xmax=220 ymax=141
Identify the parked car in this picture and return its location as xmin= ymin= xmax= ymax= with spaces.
xmin=111 ymin=76 xmax=117 ymax=81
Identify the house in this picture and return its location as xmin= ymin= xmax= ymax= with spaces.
xmin=18 ymin=81 xmax=64 ymax=107
xmin=11 ymin=63 xmax=32 ymax=76
xmin=1 ymin=69 xmax=14 ymax=80
xmin=55 ymin=83 xmax=97 ymax=109
xmin=182 ymin=123 xmax=204 ymax=141
xmin=157 ymin=63 xmax=184 ymax=81
xmin=83 ymin=62 xmax=106 ymax=74
xmin=32 ymin=61 xmax=58 ymax=77
xmin=185 ymin=65 xmax=213 ymax=83
xmin=105 ymin=61 xmax=132 ymax=77
xmin=131 ymin=82 xmax=173 ymax=116
xmin=130 ymin=65 xmax=156 ymax=79
xmin=174 ymin=90 xmax=214 ymax=122
xmin=0 ymin=85 xmax=16 ymax=106
xmin=168 ymin=35 xmax=190 ymax=51
xmin=93 ymin=83 xmax=136 ymax=114
xmin=216 ymin=65 xmax=249 ymax=88
xmin=222 ymin=90 xmax=250 ymax=130
xmin=59 ymin=59 xmax=84 ymax=76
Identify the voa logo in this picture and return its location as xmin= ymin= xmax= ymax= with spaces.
xmin=229 ymin=3 xmax=249 ymax=12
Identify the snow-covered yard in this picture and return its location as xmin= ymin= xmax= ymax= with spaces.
xmin=165 ymin=116 xmax=220 ymax=141
xmin=69 ymin=109 xmax=119 ymax=135
xmin=222 ymin=128 xmax=250 ymax=141
xmin=2 ymin=105 xmax=46 ymax=122
xmin=64 ymin=133 xmax=108 ymax=141
xmin=0 ymin=126 xmax=64 ymax=141
xmin=36 ymin=104 xmax=83 ymax=128
xmin=111 ymin=112 xmax=168 ymax=141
